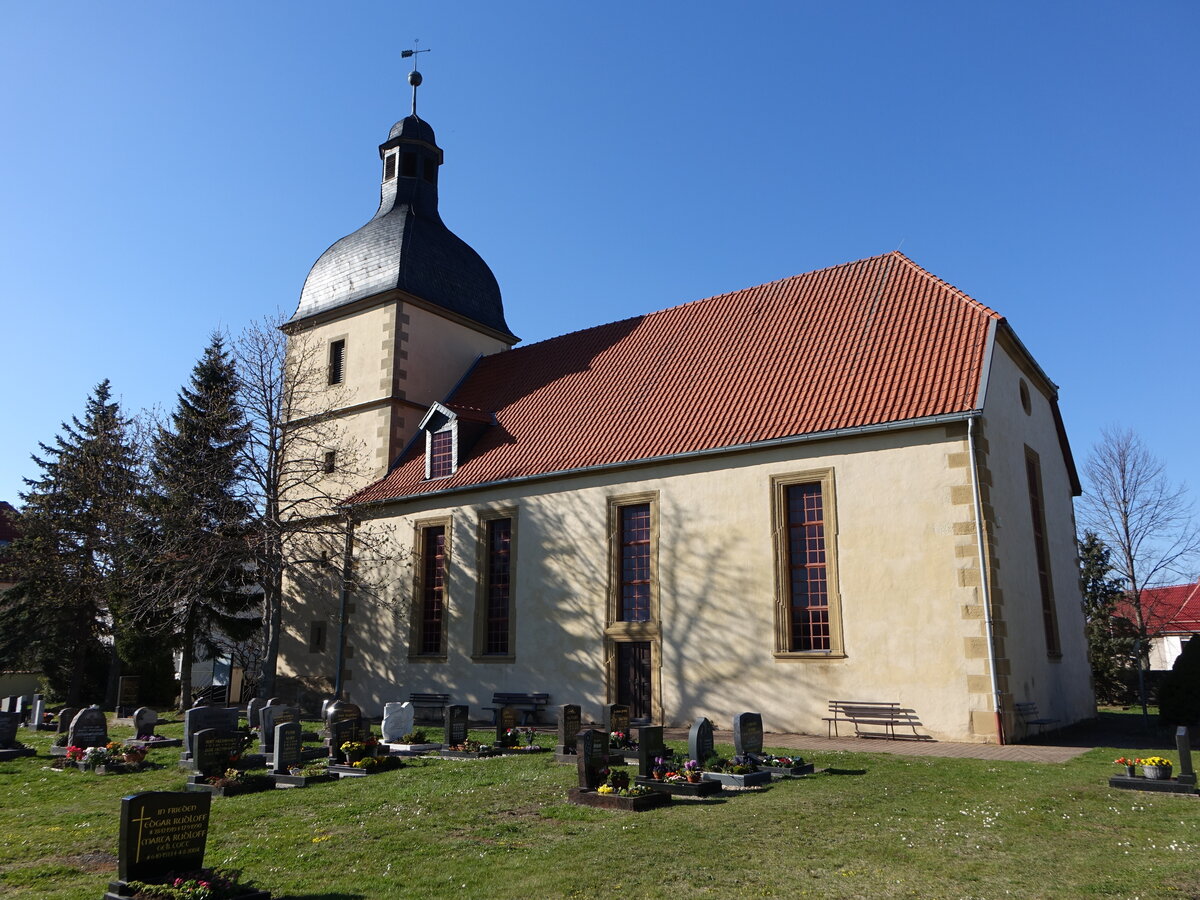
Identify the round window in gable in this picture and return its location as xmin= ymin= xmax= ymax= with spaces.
xmin=1019 ymin=379 xmax=1032 ymax=415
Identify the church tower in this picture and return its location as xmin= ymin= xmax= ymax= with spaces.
xmin=284 ymin=70 xmax=517 ymax=489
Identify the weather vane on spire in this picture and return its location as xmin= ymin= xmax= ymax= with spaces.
xmin=401 ymin=40 xmax=430 ymax=116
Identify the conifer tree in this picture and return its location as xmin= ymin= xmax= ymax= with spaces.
xmin=141 ymin=335 xmax=259 ymax=710
xmin=0 ymin=381 xmax=142 ymax=704
xmin=1078 ymin=530 xmax=1135 ymax=704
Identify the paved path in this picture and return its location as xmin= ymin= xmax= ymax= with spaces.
xmin=659 ymin=727 xmax=1089 ymax=764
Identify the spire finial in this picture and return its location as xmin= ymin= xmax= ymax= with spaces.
xmin=401 ymin=40 xmax=431 ymax=116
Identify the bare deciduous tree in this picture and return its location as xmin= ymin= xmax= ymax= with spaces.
xmin=235 ymin=313 xmax=398 ymax=698
xmin=1079 ymin=426 xmax=1200 ymax=667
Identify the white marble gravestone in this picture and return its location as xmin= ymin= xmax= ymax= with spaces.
xmin=382 ymin=702 xmax=415 ymax=743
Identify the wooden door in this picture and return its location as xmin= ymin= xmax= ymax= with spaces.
xmin=616 ymin=641 xmax=652 ymax=722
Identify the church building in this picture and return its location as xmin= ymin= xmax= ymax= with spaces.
xmin=277 ymin=81 xmax=1094 ymax=744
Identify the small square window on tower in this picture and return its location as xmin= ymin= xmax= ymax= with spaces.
xmin=328 ymin=339 xmax=346 ymax=385
xmin=384 ymin=152 xmax=397 ymax=181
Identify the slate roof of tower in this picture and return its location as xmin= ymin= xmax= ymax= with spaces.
xmin=349 ymin=252 xmax=1019 ymax=506
xmin=291 ymin=116 xmax=514 ymax=338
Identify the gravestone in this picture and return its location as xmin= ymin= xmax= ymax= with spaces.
xmin=688 ymin=717 xmax=715 ymax=766
xmin=0 ymin=697 xmax=14 ymax=714
xmin=13 ymin=696 xmax=25 ymax=722
xmin=1177 ymin=726 xmax=1196 ymax=786
xmin=605 ymin=703 xmax=631 ymax=737
xmin=57 ymin=707 xmax=79 ymax=734
xmin=556 ymin=705 xmax=582 ymax=755
xmin=115 ymin=791 xmax=210 ymax=885
xmin=382 ymin=701 xmax=415 ymax=743
xmin=69 ymin=706 xmax=109 ymax=749
xmin=733 ymin=712 xmax=764 ymax=758
xmin=324 ymin=700 xmax=362 ymax=729
xmin=246 ymin=698 xmax=266 ymax=730
xmin=328 ymin=716 xmax=364 ymax=763
xmin=496 ymin=706 xmax=518 ymax=745
xmin=576 ymin=729 xmax=607 ymax=790
xmin=272 ymin=721 xmax=303 ymax=775
xmin=192 ymin=728 xmax=245 ymax=777
xmin=182 ymin=706 xmax=239 ymax=759
xmin=444 ymin=704 xmax=469 ymax=746
xmin=0 ymin=712 xmax=20 ymax=748
xmin=29 ymin=695 xmax=45 ymax=730
xmin=259 ymin=706 xmax=298 ymax=754
xmin=133 ymin=707 xmax=158 ymax=738
xmin=117 ymin=675 xmax=140 ymax=715
xmin=636 ymin=725 xmax=667 ymax=777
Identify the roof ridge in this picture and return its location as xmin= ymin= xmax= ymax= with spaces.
xmin=888 ymin=252 xmax=1003 ymax=320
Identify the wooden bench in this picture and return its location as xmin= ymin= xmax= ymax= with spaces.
xmin=408 ymin=692 xmax=450 ymax=723
xmin=1014 ymin=701 xmax=1059 ymax=739
xmin=482 ymin=692 xmax=551 ymax=725
xmin=824 ymin=700 xmax=929 ymax=740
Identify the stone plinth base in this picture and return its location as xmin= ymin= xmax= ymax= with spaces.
xmin=567 ymin=787 xmax=671 ymax=811
xmin=635 ymin=776 xmax=722 ymax=796
xmin=1108 ymin=775 xmax=1198 ymax=795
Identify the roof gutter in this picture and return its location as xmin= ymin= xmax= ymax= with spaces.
xmin=344 ymin=409 xmax=983 ymax=513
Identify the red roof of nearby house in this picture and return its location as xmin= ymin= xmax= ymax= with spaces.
xmin=350 ymin=252 xmax=1005 ymax=506
xmin=1116 ymin=583 xmax=1200 ymax=635
xmin=0 ymin=502 xmax=18 ymax=544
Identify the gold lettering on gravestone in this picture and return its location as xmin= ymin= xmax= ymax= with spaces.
xmin=131 ymin=803 xmax=207 ymax=865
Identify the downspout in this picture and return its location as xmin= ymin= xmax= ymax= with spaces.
xmin=333 ymin=514 xmax=356 ymax=701
xmin=968 ymin=415 xmax=1006 ymax=744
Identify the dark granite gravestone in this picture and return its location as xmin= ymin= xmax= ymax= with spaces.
xmin=324 ymin=700 xmax=362 ymax=734
xmin=116 ymin=791 xmax=210 ymax=883
xmin=117 ymin=676 xmax=140 ymax=715
xmin=733 ymin=712 xmax=764 ymax=757
xmin=133 ymin=707 xmax=158 ymax=738
xmin=272 ymin=722 xmax=303 ymax=775
xmin=496 ymin=706 xmax=518 ymax=745
xmin=57 ymin=707 xmax=79 ymax=734
xmin=444 ymin=704 xmax=469 ymax=746
xmin=68 ymin=706 xmax=109 ymax=748
xmin=0 ymin=712 xmax=20 ymax=748
xmin=605 ymin=703 xmax=631 ymax=737
xmin=688 ymin=717 xmax=715 ymax=765
xmin=328 ymin=716 xmax=364 ymax=763
xmin=182 ymin=706 xmax=239 ymax=760
xmin=636 ymin=725 xmax=667 ymax=777
xmin=192 ymin=729 xmax=245 ymax=778
xmin=556 ymin=704 xmax=581 ymax=755
xmin=259 ymin=706 xmax=298 ymax=754
xmin=576 ymin=729 xmax=607 ymax=790
xmin=1177 ymin=726 xmax=1196 ymax=786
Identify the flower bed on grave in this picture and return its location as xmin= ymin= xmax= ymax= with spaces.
xmin=123 ymin=865 xmax=270 ymax=899
xmin=383 ymin=730 xmax=442 ymax=753
xmin=125 ymin=733 xmax=184 ymax=750
xmin=436 ymin=740 xmax=505 ymax=758
xmin=327 ymin=753 xmax=406 ymax=778
xmin=271 ymin=761 xmax=333 ymax=788
xmin=636 ymin=755 xmax=721 ymax=796
xmin=756 ymin=754 xmax=815 ymax=777
xmin=185 ymin=768 xmax=276 ymax=797
xmin=700 ymin=754 xmax=773 ymax=788
xmin=53 ymin=743 xmax=157 ymax=775
xmin=568 ymin=767 xmax=671 ymax=811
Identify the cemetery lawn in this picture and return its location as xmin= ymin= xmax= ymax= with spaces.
xmin=1 ymin=716 xmax=1196 ymax=899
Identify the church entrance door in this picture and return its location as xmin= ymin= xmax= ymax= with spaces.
xmin=616 ymin=641 xmax=652 ymax=722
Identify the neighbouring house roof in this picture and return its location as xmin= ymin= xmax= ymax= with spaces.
xmin=349 ymin=252 xmax=1051 ymax=507
xmin=1116 ymin=583 xmax=1200 ymax=635
xmin=0 ymin=501 xmax=17 ymax=544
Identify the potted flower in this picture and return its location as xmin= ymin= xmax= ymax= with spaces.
xmin=1113 ymin=756 xmax=1137 ymax=777
xmin=1138 ymin=756 xmax=1173 ymax=780
xmin=684 ymin=759 xmax=702 ymax=783
xmin=340 ymin=740 xmax=369 ymax=763
xmin=651 ymin=756 xmax=668 ymax=780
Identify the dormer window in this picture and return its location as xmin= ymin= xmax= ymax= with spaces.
xmin=428 ymin=429 xmax=454 ymax=479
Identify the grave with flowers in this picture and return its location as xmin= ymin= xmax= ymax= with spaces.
xmin=567 ymin=728 xmax=670 ymax=811
xmin=1107 ymin=728 xmax=1199 ymax=796
xmin=185 ymin=729 xmax=273 ymax=796
xmin=102 ymin=790 xmax=270 ymax=899
xmin=689 ymin=717 xmax=772 ymax=788
xmin=123 ymin=707 xmax=183 ymax=751
xmin=633 ymin=726 xmax=721 ymax=797
xmin=732 ymin=711 xmax=814 ymax=777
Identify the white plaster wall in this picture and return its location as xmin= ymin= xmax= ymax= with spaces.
xmin=979 ymin=341 xmax=1095 ymax=733
xmin=282 ymin=424 xmax=1040 ymax=742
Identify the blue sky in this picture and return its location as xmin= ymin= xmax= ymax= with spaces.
xmin=2 ymin=2 xmax=1197 ymax=535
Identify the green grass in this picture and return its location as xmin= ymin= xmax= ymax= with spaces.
xmin=1 ymin=713 xmax=1196 ymax=899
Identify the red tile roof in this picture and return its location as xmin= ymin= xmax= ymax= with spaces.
xmin=350 ymin=252 xmax=1002 ymax=506
xmin=1116 ymin=583 xmax=1200 ymax=634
